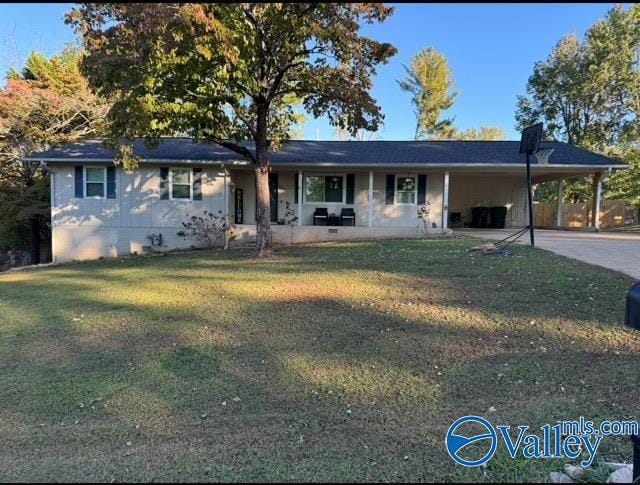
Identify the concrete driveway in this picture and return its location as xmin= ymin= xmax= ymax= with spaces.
xmin=455 ymin=228 xmax=640 ymax=280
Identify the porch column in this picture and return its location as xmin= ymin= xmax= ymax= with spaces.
xmin=556 ymin=179 xmax=563 ymax=228
xmin=297 ymin=171 xmax=303 ymax=226
xmin=591 ymin=172 xmax=602 ymax=229
xmin=50 ymin=170 xmax=57 ymax=264
xmin=368 ymin=171 xmax=374 ymax=227
xmin=223 ymin=169 xmax=229 ymax=223
xmin=442 ymin=171 xmax=450 ymax=229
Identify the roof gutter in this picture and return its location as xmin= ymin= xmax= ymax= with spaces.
xmin=23 ymin=158 xmax=628 ymax=170
xmin=24 ymin=157 xmax=251 ymax=165
xmin=261 ymin=162 xmax=629 ymax=169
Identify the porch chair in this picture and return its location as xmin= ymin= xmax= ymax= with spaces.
xmin=313 ymin=207 xmax=329 ymax=226
xmin=340 ymin=208 xmax=356 ymax=226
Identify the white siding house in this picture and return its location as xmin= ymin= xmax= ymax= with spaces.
xmin=30 ymin=139 xmax=625 ymax=262
xmin=50 ymin=165 xmax=228 ymax=261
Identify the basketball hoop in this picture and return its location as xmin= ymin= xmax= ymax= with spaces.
xmin=534 ymin=148 xmax=555 ymax=165
xmin=519 ymin=122 xmax=543 ymax=155
xmin=519 ymin=123 xmax=544 ymax=248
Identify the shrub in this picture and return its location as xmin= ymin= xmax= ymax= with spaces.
xmin=177 ymin=210 xmax=236 ymax=250
xmin=417 ymin=201 xmax=432 ymax=234
xmin=283 ymin=200 xmax=299 ymax=244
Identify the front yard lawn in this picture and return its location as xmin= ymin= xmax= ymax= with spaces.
xmin=0 ymin=238 xmax=638 ymax=482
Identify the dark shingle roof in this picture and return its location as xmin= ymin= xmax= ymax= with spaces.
xmin=25 ymin=138 xmax=626 ymax=168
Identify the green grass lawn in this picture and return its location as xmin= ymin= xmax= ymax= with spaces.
xmin=0 ymin=238 xmax=638 ymax=482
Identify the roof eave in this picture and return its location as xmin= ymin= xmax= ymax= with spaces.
xmin=25 ymin=158 xmax=628 ymax=170
xmin=25 ymin=157 xmax=251 ymax=166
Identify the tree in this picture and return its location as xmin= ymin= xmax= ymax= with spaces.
xmin=398 ymin=47 xmax=458 ymax=140
xmin=515 ymin=34 xmax=591 ymax=147
xmin=334 ymin=121 xmax=379 ymax=141
xmin=0 ymin=46 xmax=108 ymax=262
xmin=605 ymin=147 xmax=640 ymax=206
xmin=398 ymin=47 xmax=505 ymax=141
xmin=447 ymin=126 xmax=505 ymax=141
xmin=515 ymin=5 xmax=640 ymax=204
xmin=66 ymin=3 xmax=397 ymax=257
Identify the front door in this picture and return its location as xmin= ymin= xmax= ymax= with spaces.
xmin=269 ymin=173 xmax=278 ymax=223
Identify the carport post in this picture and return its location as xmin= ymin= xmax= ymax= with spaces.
xmin=297 ymin=171 xmax=303 ymax=226
xmin=556 ymin=179 xmax=563 ymax=228
xmin=591 ymin=172 xmax=602 ymax=230
xmin=368 ymin=171 xmax=374 ymax=227
xmin=222 ymin=166 xmax=229 ymax=225
xmin=442 ymin=171 xmax=450 ymax=229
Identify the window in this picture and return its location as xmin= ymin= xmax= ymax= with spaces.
xmin=85 ymin=167 xmax=106 ymax=198
xmin=395 ymin=175 xmax=417 ymax=204
xmin=304 ymin=175 xmax=344 ymax=203
xmin=170 ymin=168 xmax=192 ymax=200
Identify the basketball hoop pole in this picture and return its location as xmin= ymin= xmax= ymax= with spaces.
xmin=526 ymin=152 xmax=535 ymax=248
xmin=519 ymin=123 xmax=542 ymax=249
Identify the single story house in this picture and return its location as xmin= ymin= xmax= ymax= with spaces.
xmin=27 ymin=139 xmax=625 ymax=262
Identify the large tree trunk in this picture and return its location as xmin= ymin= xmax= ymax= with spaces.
xmin=254 ymin=103 xmax=272 ymax=257
xmin=254 ymin=164 xmax=272 ymax=257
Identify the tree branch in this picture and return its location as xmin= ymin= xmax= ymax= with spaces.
xmin=229 ymin=105 xmax=257 ymax=138
xmin=208 ymin=138 xmax=256 ymax=164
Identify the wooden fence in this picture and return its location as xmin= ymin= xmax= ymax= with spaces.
xmin=534 ymin=200 xmax=637 ymax=228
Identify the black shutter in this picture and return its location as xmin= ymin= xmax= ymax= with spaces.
xmin=294 ymin=173 xmax=299 ymax=204
xmin=160 ymin=167 xmax=169 ymax=200
xmin=346 ymin=174 xmax=355 ymax=204
xmin=269 ymin=173 xmax=278 ymax=223
xmin=106 ymin=166 xmax=116 ymax=199
xmin=193 ymin=168 xmax=202 ymax=200
xmin=385 ymin=174 xmax=395 ymax=205
xmin=74 ymin=166 xmax=84 ymax=198
xmin=417 ymin=174 xmax=427 ymax=205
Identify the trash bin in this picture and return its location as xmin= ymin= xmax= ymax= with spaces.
xmin=489 ymin=206 xmax=508 ymax=229
xmin=625 ymin=281 xmax=640 ymax=330
xmin=471 ymin=207 xmax=490 ymax=228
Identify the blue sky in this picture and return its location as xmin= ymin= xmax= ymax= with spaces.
xmin=0 ymin=3 xmax=625 ymax=140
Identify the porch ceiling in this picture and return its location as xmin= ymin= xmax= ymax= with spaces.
xmin=257 ymin=165 xmax=616 ymax=183
xmin=440 ymin=165 xmax=616 ymax=183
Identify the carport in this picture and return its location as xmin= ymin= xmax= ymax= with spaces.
xmin=445 ymin=143 xmax=627 ymax=231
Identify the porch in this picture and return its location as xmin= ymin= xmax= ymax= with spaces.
xmin=231 ymin=223 xmax=445 ymax=245
xmin=226 ymin=168 xmax=449 ymax=230
xmin=223 ymin=165 xmax=610 ymax=240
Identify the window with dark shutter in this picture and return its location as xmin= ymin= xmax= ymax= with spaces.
xmin=74 ymin=166 xmax=84 ymax=198
xmin=170 ymin=168 xmax=191 ymax=199
xmin=417 ymin=174 xmax=427 ymax=205
xmin=346 ymin=174 xmax=355 ymax=204
xmin=385 ymin=174 xmax=394 ymax=205
xmin=294 ymin=173 xmax=299 ymax=204
xmin=85 ymin=167 xmax=106 ymax=197
xmin=160 ymin=167 xmax=169 ymax=200
xmin=193 ymin=168 xmax=202 ymax=200
xmin=106 ymin=166 xmax=116 ymax=199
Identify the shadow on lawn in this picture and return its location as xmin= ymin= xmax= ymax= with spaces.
xmin=24 ymin=239 xmax=632 ymax=328
xmin=0 ymin=239 xmax=638 ymax=481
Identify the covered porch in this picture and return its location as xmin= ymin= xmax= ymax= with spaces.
xmin=226 ymin=168 xmax=450 ymax=232
xmin=222 ymin=163 xmax=610 ymax=244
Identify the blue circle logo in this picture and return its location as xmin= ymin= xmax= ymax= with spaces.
xmin=445 ymin=416 xmax=497 ymax=467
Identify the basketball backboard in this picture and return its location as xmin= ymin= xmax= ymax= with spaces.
xmin=519 ymin=123 xmax=543 ymax=155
